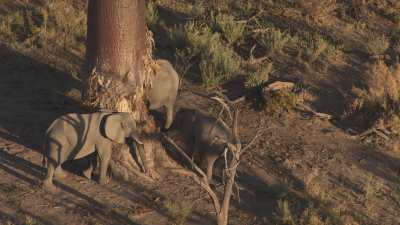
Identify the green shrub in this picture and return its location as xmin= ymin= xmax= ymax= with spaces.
xmin=188 ymin=1 xmax=205 ymax=18
xmin=0 ymin=0 xmax=86 ymax=51
xmin=301 ymin=34 xmax=329 ymax=63
xmin=365 ymin=35 xmax=390 ymax=56
xmin=146 ymin=0 xmax=159 ymax=28
xmin=211 ymin=12 xmax=246 ymax=45
xmin=171 ymin=22 xmax=240 ymax=88
xmin=199 ymin=37 xmax=240 ymax=88
xmin=259 ymin=28 xmax=292 ymax=55
xmin=164 ymin=200 xmax=193 ymax=225
xmin=245 ymin=62 xmax=272 ymax=88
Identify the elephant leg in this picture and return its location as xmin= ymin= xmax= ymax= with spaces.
xmin=43 ymin=161 xmax=58 ymax=193
xmin=164 ymin=102 xmax=174 ymax=129
xmin=82 ymin=153 xmax=97 ymax=179
xmin=54 ymin=166 xmax=67 ymax=179
xmin=204 ymin=153 xmax=219 ymax=184
xmin=42 ymin=141 xmax=63 ymax=193
xmin=82 ymin=163 xmax=93 ymax=179
xmin=97 ymin=143 xmax=112 ymax=185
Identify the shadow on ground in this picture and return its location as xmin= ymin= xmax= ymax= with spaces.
xmin=0 ymin=44 xmax=85 ymax=151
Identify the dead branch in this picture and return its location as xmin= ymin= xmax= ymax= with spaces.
xmin=295 ymin=103 xmax=333 ymax=120
xmin=161 ymin=133 xmax=208 ymax=179
xmin=161 ymin=134 xmax=221 ymax=213
xmin=263 ymin=81 xmax=295 ymax=92
xmin=211 ymin=96 xmax=233 ymax=121
xmin=241 ymin=126 xmax=275 ymax=152
xmin=359 ymin=127 xmax=390 ymax=140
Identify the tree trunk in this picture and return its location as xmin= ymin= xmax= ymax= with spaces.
xmin=83 ymin=0 xmax=170 ymax=182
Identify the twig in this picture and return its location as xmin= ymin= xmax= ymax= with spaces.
xmin=241 ymin=126 xmax=275 ymax=152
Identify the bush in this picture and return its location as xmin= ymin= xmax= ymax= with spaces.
xmin=259 ymin=28 xmax=292 ymax=55
xmin=170 ymin=22 xmax=240 ymax=88
xmin=245 ymin=62 xmax=272 ymax=88
xmin=145 ymin=0 xmax=159 ymax=28
xmin=211 ymin=12 xmax=246 ymax=45
xmin=164 ymin=200 xmax=193 ymax=225
xmin=0 ymin=0 xmax=86 ymax=51
xmin=365 ymin=35 xmax=390 ymax=56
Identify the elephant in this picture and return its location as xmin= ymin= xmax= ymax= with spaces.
xmin=175 ymin=108 xmax=233 ymax=184
xmin=42 ymin=112 xmax=145 ymax=192
xmin=147 ymin=59 xmax=180 ymax=129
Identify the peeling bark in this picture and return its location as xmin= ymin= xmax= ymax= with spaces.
xmin=83 ymin=0 xmax=168 ymax=182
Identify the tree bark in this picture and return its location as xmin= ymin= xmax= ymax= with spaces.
xmin=83 ymin=0 xmax=169 ymax=182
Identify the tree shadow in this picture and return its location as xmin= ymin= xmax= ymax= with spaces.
xmin=351 ymin=146 xmax=400 ymax=184
xmin=0 ymin=147 xmax=140 ymax=225
xmin=0 ymin=43 xmax=85 ymax=152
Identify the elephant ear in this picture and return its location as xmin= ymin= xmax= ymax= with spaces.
xmin=104 ymin=113 xmax=126 ymax=144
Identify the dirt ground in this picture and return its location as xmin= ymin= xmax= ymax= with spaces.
xmin=0 ymin=1 xmax=400 ymax=225
xmin=0 ymin=48 xmax=399 ymax=224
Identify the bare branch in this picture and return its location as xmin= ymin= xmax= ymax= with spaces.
xmin=295 ymin=103 xmax=333 ymax=120
xmin=232 ymin=107 xmax=241 ymax=148
xmin=161 ymin=133 xmax=208 ymax=179
xmin=210 ymin=96 xmax=233 ymax=121
xmin=169 ymin=168 xmax=221 ymax=213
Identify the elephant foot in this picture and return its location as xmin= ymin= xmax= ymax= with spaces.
xmin=54 ymin=168 xmax=68 ymax=179
xmin=82 ymin=168 xmax=92 ymax=180
xmin=98 ymin=176 xmax=110 ymax=185
xmin=42 ymin=180 xmax=58 ymax=194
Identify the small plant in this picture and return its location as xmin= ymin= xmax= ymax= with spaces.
xmin=264 ymin=183 xmax=289 ymax=200
xmin=297 ymin=0 xmax=337 ymax=25
xmin=182 ymin=22 xmax=240 ymax=88
xmin=275 ymin=199 xmax=295 ymax=225
xmin=164 ymin=199 xmax=193 ymax=225
xmin=146 ymin=0 xmax=159 ymax=28
xmin=263 ymin=89 xmax=298 ymax=117
xmin=211 ymin=12 xmax=246 ymax=45
xmin=365 ymin=35 xmax=390 ymax=56
xmin=188 ymin=1 xmax=205 ymax=19
xmin=302 ymin=34 xmax=329 ymax=64
xmin=245 ymin=62 xmax=272 ymax=88
xmin=259 ymin=28 xmax=292 ymax=55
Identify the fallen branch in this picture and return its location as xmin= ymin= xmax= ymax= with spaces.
xmin=263 ymin=81 xmax=295 ymax=92
xmin=359 ymin=127 xmax=390 ymax=141
xmin=295 ymin=103 xmax=333 ymax=120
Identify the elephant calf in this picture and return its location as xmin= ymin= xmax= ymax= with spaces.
xmin=147 ymin=59 xmax=180 ymax=129
xmin=42 ymin=112 xmax=144 ymax=192
xmin=176 ymin=108 xmax=232 ymax=183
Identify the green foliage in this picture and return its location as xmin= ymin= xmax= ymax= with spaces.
xmin=187 ymin=1 xmax=205 ymax=18
xmin=275 ymin=199 xmax=295 ymax=225
xmin=264 ymin=90 xmax=298 ymax=116
xmin=164 ymin=200 xmax=193 ymax=225
xmin=245 ymin=62 xmax=272 ymax=88
xmin=211 ymin=12 xmax=246 ymax=45
xmin=170 ymin=22 xmax=240 ymax=88
xmin=366 ymin=34 xmax=390 ymax=56
xmin=300 ymin=34 xmax=330 ymax=64
xmin=0 ymin=0 xmax=86 ymax=51
xmin=259 ymin=28 xmax=292 ymax=55
xmin=146 ymin=0 xmax=159 ymax=28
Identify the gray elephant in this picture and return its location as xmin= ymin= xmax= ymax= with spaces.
xmin=147 ymin=59 xmax=180 ymax=129
xmin=42 ymin=112 xmax=145 ymax=192
xmin=175 ymin=108 xmax=232 ymax=183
